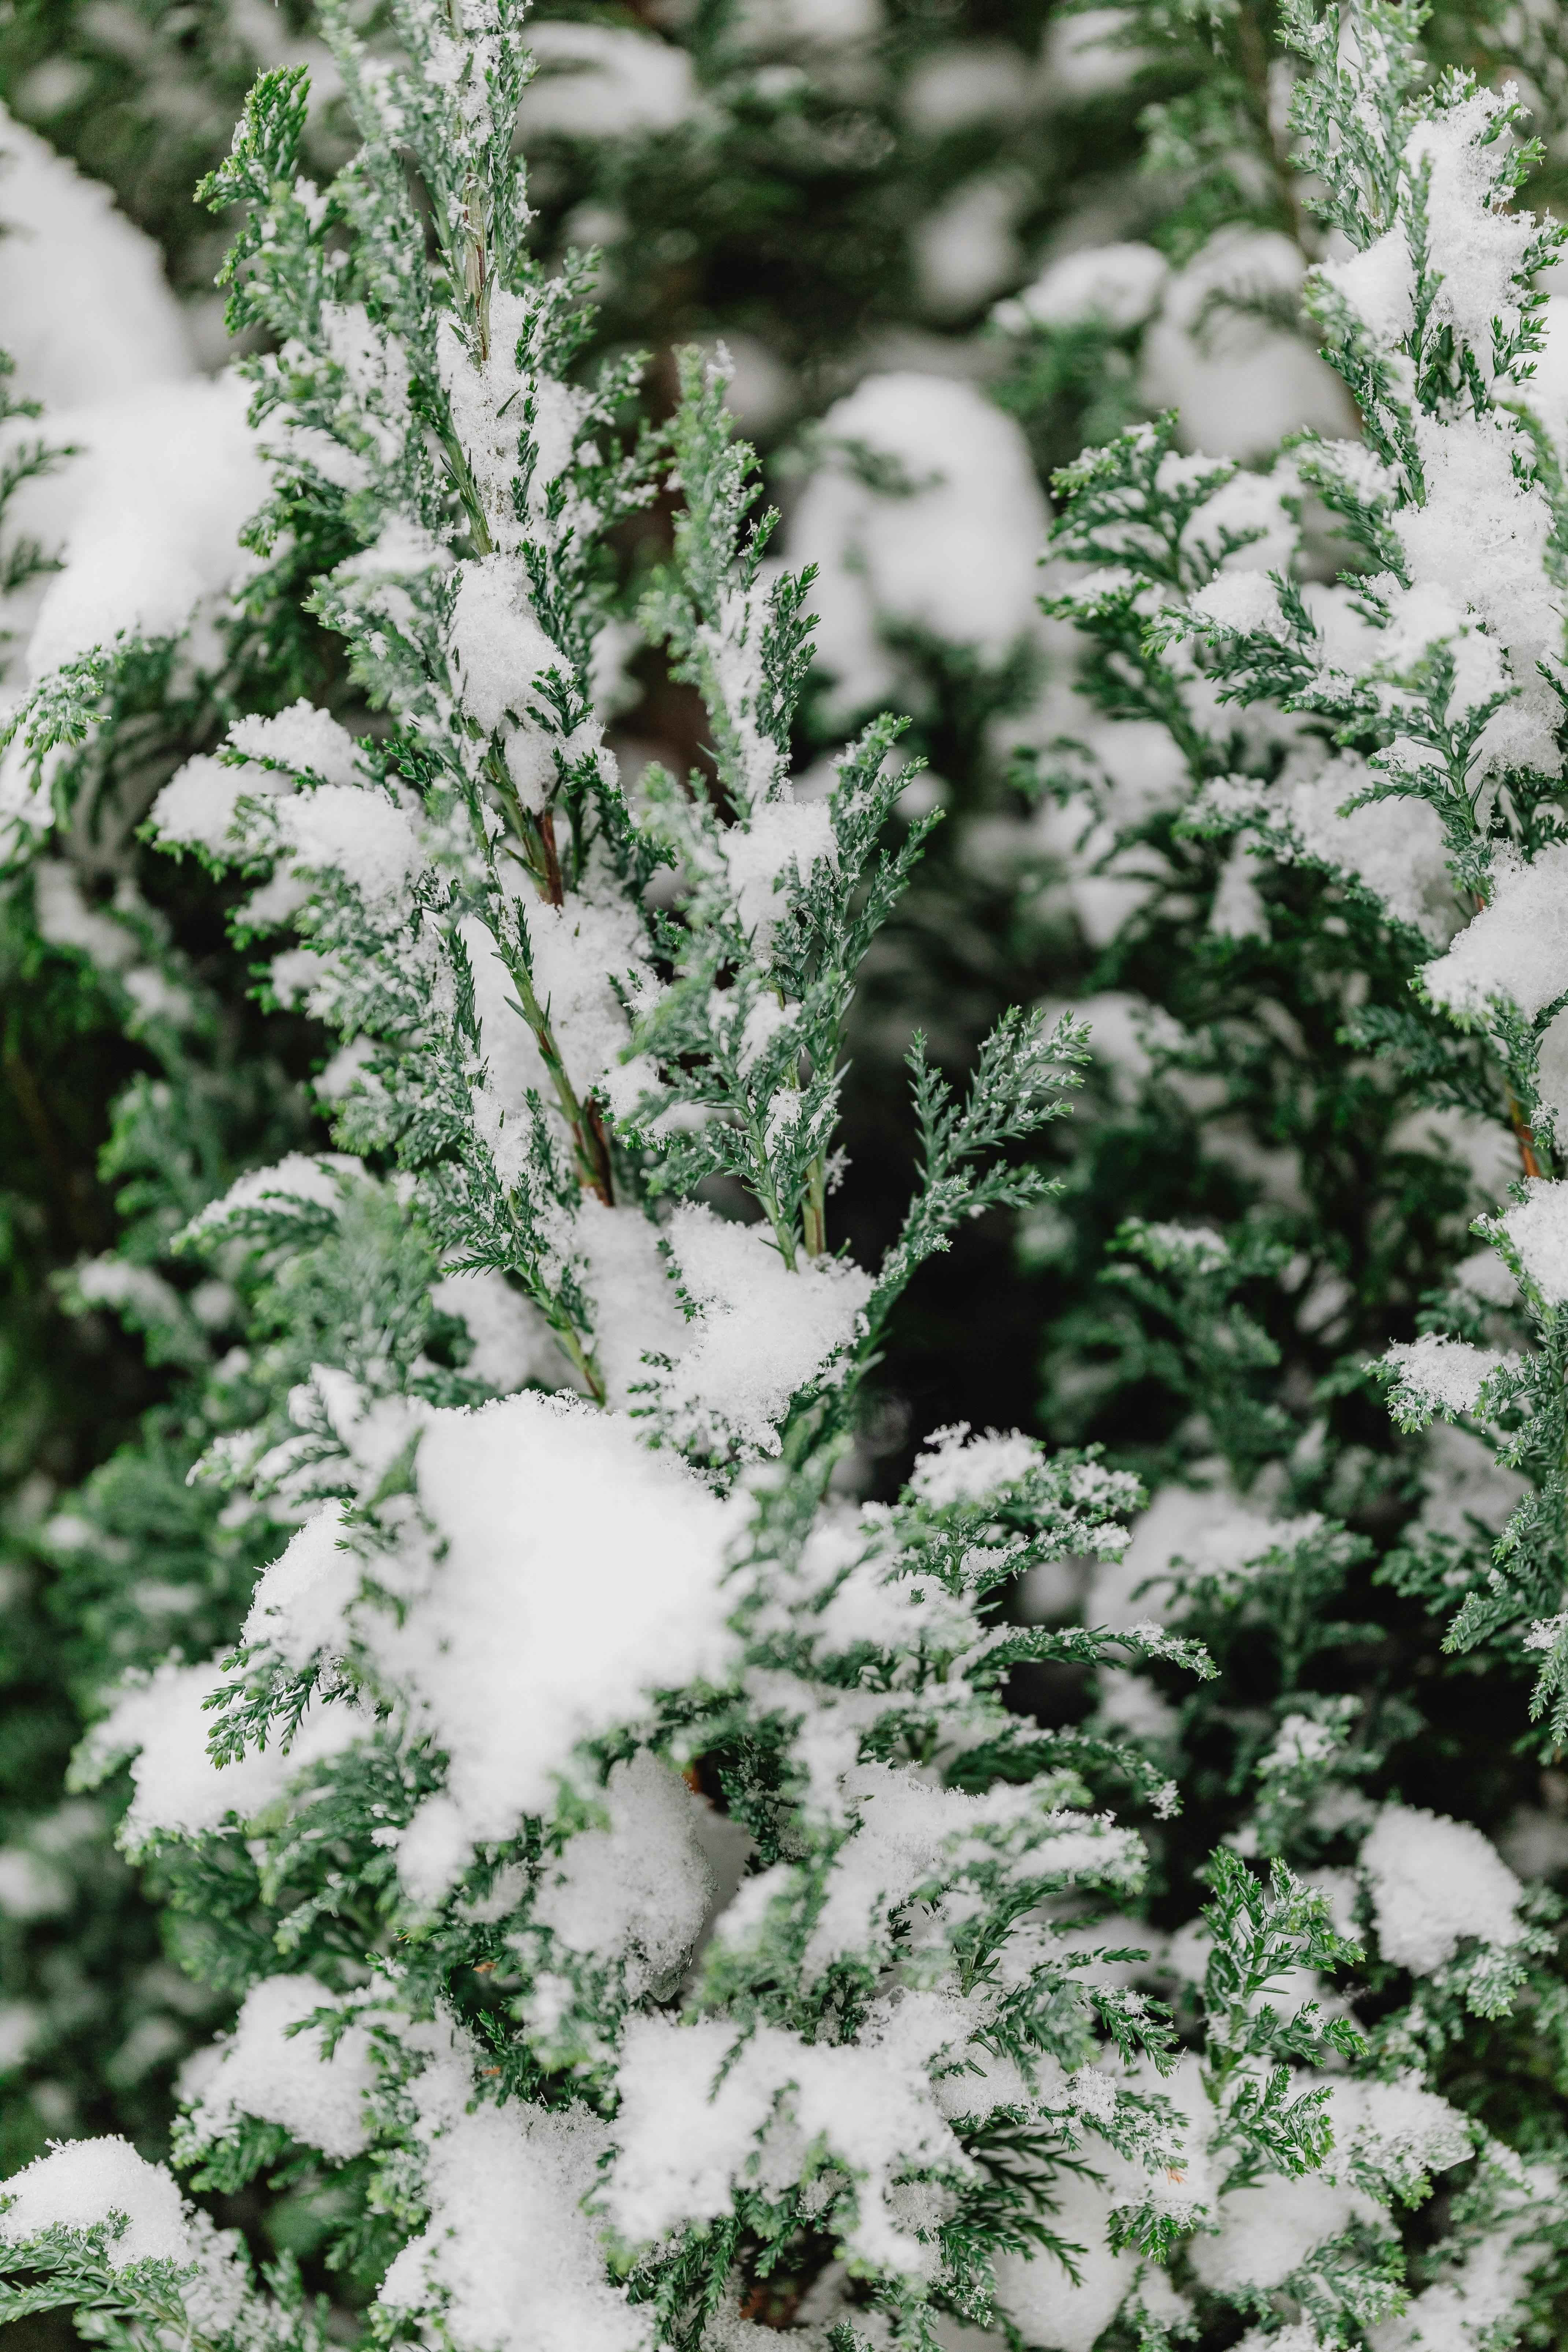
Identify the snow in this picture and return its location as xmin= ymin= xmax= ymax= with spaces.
xmin=0 ymin=1846 xmax=69 ymax=1918
xmin=1141 ymin=228 xmax=1354 ymax=459
xmin=149 ymin=754 xmax=286 ymax=859
xmin=1029 ymin=986 xmax=1172 ymax=1106
xmin=1535 ymin=1003 xmax=1568 ymax=1140
xmin=995 ymin=2056 xmax=1214 ymax=2338
xmin=1041 ymin=6 xmax=1145 ymax=94
xmin=1318 ymin=226 xmax=1415 ymax=346
xmin=991 ymin=2168 xmax=1137 ymax=2352
xmin=515 ymin=22 xmax=696 ymax=136
xmin=237 ymin=842 xmax=311 ymax=928
xmin=1393 ymin=415 xmax=1563 ymax=777
xmin=733 ymin=0 xmax=882 ymax=38
xmin=1191 ymin=2170 xmax=1366 ymax=2293
xmin=521 ymin=892 xmax=647 ymax=1099
xmin=181 ymin=1152 xmax=359 ymax=1240
xmin=438 ymin=293 xmax=588 ymax=560
xmin=720 ymin=798 xmax=836 ymax=946
xmin=0 ymin=2002 xmax=40 ymax=2070
xmin=430 ymin=1268 xmax=561 ymax=1390
xmin=658 ymin=1206 xmax=873 ymax=1457
xmin=1001 ymin=241 xmax=1168 ymax=332
xmin=1208 ymin=2292 xmax=1309 ymax=2352
xmin=267 ymin=943 xmax=330 ymax=1012
xmin=1361 ymin=1804 xmax=1524 ymax=1974
xmin=1262 ymin=1713 xmax=1342 ymax=1774
xmin=284 ymin=1373 xmax=416 ymax=1508
xmin=9 ymin=51 xmax=1552 ymax=2352
xmin=1333 ymin=2077 xmax=1472 ymax=2192
xmin=1403 ymin=94 xmax=1542 ymax=359
xmin=1384 ymin=1103 xmax=1516 ymax=1201
xmin=1270 ymin=750 xmax=1454 ymax=939
xmin=903 ymin=43 xmax=1034 ymax=134
xmin=183 ymin=1975 xmax=375 ymax=2162
xmin=800 ymin=1763 xmax=1141 ymax=1976
xmin=1370 ymin=2224 xmax=1543 ymax=2352
xmin=381 ymin=2062 xmax=644 ymax=2352
xmin=528 ymin=1752 xmax=714 ymax=1998
xmin=459 ymin=912 xmax=550 ymax=1187
xmin=1526 ymin=292 xmax=1568 ymax=461
xmin=1450 ymin=1249 xmax=1517 ymax=1306
xmin=1086 ymin=1481 xmax=1290 ymax=1626
xmin=74 ymin=1257 xmax=181 ymax=1324
xmin=1417 ymin=1424 xmax=1525 ymax=1541
xmin=787 ymin=373 xmax=1047 ymax=713
xmin=33 ymin=861 xmax=136 ymax=971
xmin=0 ymin=107 xmax=190 ymax=406
xmin=1189 ymin=570 xmax=1287 ymax=639
xmin=909 ymin=1424 xmax=1043 ymax=1509
xmin=0 ymin=2137 xmax=189 ymax=2268
xmin=124 ymin=967 xmax=193 ymax=1027
xmin=1184 ymin=465 xmax=1298 ymax=577
xmin=241 ymin=1505 xmax=363 ymax=1670
xmin=505 ymin=710 xmax=555 ymax=803
xmin=573 ymin=1198 xmax=690 ymax=1408
xmin=607 ymin=2009 xmax=968 ymax=2276
xmin=1097 ymin=1666 xmax=1179 ymax=1742
xmin=1208 ymin=839 xmax=1269 ymax=937
xmin=914 ymin=177 xmax=1022 ymax=315
xmin=280 ymin=785 xmax=424 ymax=908
xmin=446 ymin=554 xmax=568 ymax=733
xmin=1382 ymin=1333 xmax=1507 ymax=1418
xmin=1499 ymin=1178 xmax=1568 ymax=1304
xmin=314 ymin=1036 xmax=376 ymax=1108
xmin=87 ymin=1660 xmax=367 ymax=1847
xmin=378 ymin=1393 xmax=738 ymax=1901
xmin=229 ymin=701 xmax=363 ymax=787
xmin=6 ymin=376 xmax=267 ymax=675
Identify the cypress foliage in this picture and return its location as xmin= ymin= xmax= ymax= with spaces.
xmin=5 ymin=1 xmax=1568 ymax=2349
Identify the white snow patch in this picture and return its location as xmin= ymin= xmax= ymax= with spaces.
xmin=0 ymin=2137 xmax=189 ymax=2267
xmin=1362 ymin=1804 xmax=1523 ymax=1974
